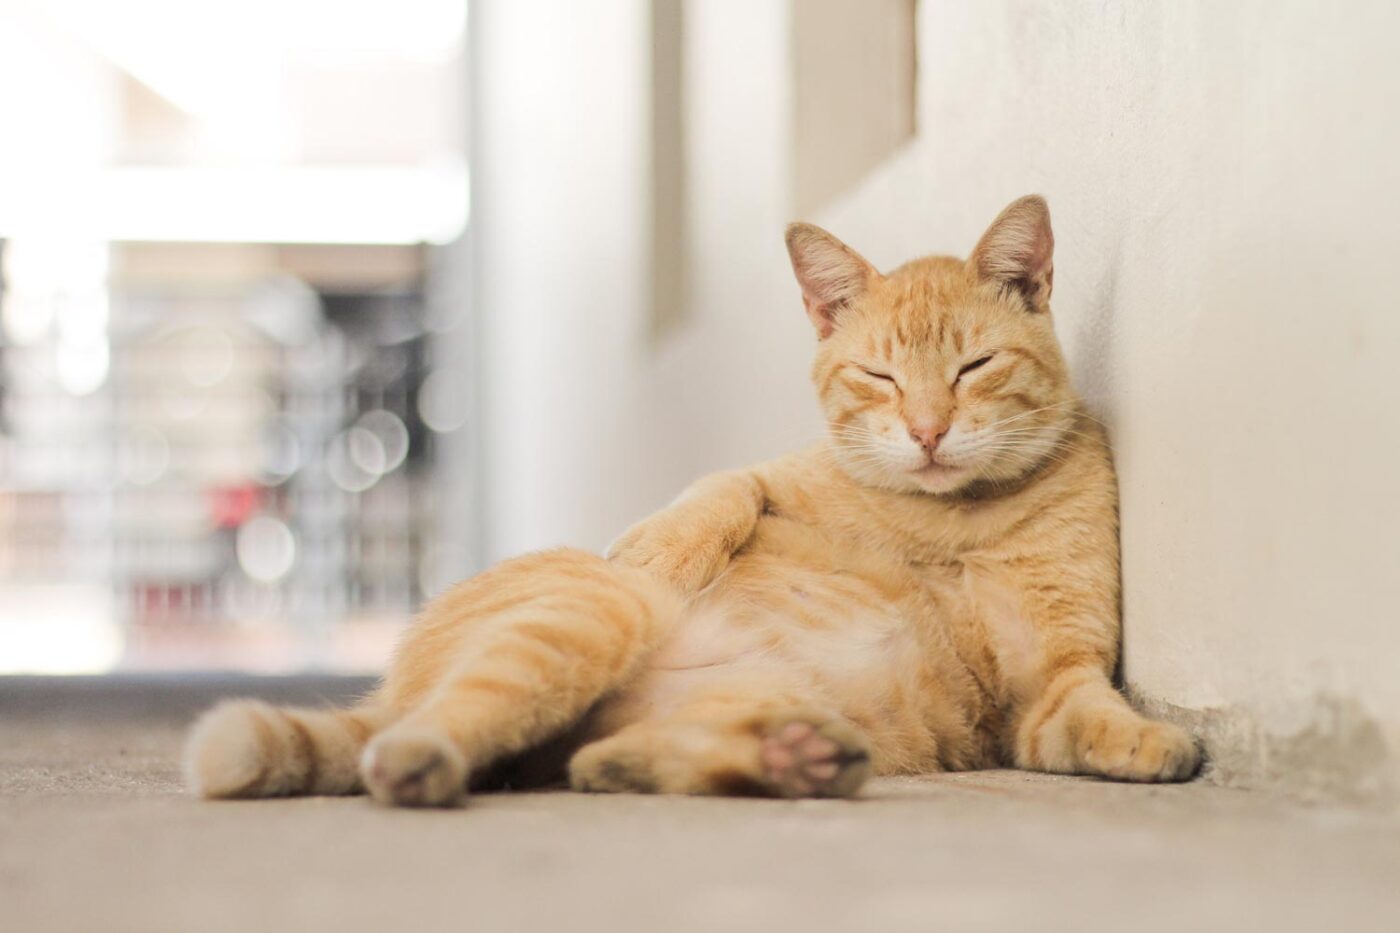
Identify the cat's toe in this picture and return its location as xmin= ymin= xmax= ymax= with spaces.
xmin=361 ymin=728 xmax=468 ymax=807
xmin=760 ymin=714 xmax=870 ymax=798
xmin=1081 ymin=718 xmax=1200 ymax=783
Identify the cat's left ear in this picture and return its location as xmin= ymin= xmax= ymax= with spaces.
xmin=968 ymin=195 xmax=1054 ymax=313
xmin=785 ymin=223 xmax=880 ymax=339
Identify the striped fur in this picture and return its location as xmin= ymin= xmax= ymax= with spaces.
xmin=186 ymin=195 xmax=1198 ymax=807
xmin=185 ymin=701 xmax=390 ymax=798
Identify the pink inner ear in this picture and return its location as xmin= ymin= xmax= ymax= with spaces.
xmin=786 ymin=224 xmax=877 ymax=337
xmin=1023 ymin=229 xmax=1054 ymax=286
xmin=803 ymin=296 xmax=837 ymax=339
xmin=978 ymin=224 xmax=1051 ymax=281
xmin=971 ymin=198 xmax=1055 ymax=310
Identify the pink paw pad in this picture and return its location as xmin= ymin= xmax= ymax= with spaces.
xmin=760 ymin=719 xmax=869 ymax=798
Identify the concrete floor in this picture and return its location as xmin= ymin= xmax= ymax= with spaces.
xmin=3 ymin=677 xmax=1399 ymax=933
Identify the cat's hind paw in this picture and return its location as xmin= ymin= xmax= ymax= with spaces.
xmin=759 ymin=715 xmax=871 ymax=798
xmin=361 ymin=727 xmax=468 ymax=807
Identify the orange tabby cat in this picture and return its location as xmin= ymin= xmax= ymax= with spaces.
xmin=186 ymin=195 xmax=1199 ymax=806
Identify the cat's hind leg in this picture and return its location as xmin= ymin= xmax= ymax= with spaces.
xmin=569 ymin=684 xmax=872 ymax=799
xmin=1013 ymin=665 xmax=1200 ymax=782
xmin=362 ymin=549 xmax=683 ymax=806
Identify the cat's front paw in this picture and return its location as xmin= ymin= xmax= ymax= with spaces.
xmin=361 ymin=727 xmax=468 ymax=807
xmin=1078 ymin=716 xmax=1200 ymax=783
xmin=607 ymin=518 xmax=728 ymax=593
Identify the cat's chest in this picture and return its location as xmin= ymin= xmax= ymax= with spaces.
xmin=933 ymin=560 xmax=1044 ymax=695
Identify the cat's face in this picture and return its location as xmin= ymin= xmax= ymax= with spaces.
xmin=788 ymin=196 xmax=1076 ymax=497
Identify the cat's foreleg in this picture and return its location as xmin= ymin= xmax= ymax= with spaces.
xmin=1002 ymin=524 xmax=1201 ymax=783
xmin=1013 ymin=664 xmax=1200 ymax=782
xmin=607 ymin=469 xmax=766 ymax=594
xmin=362 ymin=549 xmax=682 ymax=806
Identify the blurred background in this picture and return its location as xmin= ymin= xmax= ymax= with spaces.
xmin=1 ymin=0 xmax=1398 ymax=803
xmin=0 ymin=0 xmax=472 ymax=672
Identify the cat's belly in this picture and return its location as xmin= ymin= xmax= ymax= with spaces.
xmin=595 ymin=548 xmax=987 ymax=771
xmin=708 ymin=541 xmax=931 ymax=646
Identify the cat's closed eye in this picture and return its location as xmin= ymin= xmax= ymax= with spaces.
xmin=956 ymin=355 xmax=994 ymax=380
xmin=861 ymin=368 xmax=896 ymax=384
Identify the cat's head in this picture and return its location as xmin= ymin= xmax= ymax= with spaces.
xmin=786 ymin=195 xmax=1077 ymax=497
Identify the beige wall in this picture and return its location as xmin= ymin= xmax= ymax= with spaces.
xmin=473 ymin=0 xmax=1400 ymax=801
xmin=474 ymin=0 xmax=816 ymax=560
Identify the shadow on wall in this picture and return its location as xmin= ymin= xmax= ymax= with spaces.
xmin=1065 ymin=235 xmax=1123 ymax=421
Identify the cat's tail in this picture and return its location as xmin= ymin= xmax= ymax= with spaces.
xmin=184 ymin=698 xmax=395 ymax=799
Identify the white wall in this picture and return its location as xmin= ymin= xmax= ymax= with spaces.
xmin=474 ymin=0 xmax=816 ymax=560
xmin=472 ymin=0 xmax=651 ymax=556
xmin=473 ymin=0 xmax=1400 ymax=800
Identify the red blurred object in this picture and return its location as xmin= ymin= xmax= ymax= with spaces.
xmin=208 ymin=484 xmax=260 ymax=528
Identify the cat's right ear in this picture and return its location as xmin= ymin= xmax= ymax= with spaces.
xmin=785 ymin=223 xmax=879 ymax=339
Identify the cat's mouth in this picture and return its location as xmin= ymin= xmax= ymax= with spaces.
xmin=911 ymin=458 xmax=962 ymax=478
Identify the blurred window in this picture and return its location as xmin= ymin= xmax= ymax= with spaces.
xmin=0 ymin=0 xmax=470 ymax=672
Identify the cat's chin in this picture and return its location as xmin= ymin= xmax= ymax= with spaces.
xmin=907 ymin=461 xmax=971 ymax=495
xmin=832 ymin=450 xmax=974 ymax=496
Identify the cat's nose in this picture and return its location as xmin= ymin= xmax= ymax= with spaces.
xmin=908 ymin=423 xmax=948 ymax=452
